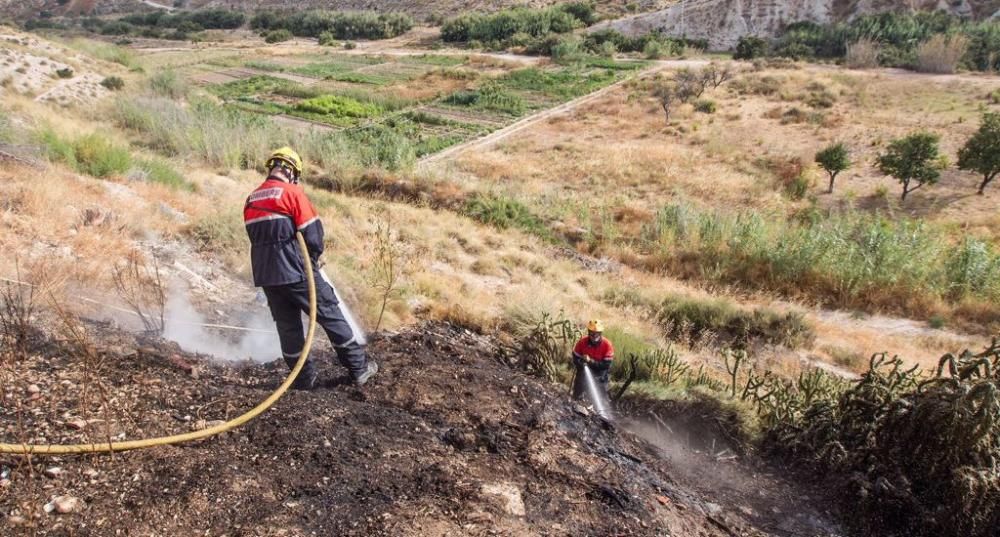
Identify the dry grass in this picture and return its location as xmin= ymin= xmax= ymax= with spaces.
xmin=845 ymin=38 xmax=880 ymax=69
xmin=915 ymin=34 xmax=969 ymax=75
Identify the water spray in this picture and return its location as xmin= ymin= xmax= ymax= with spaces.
xmin=320 ymin=268 xmax=367 ymax=345
xmin=580 ymin=365 xmax=613 ymax=421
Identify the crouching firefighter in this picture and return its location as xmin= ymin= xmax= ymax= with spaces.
xmin=244 ymin=147 xmax=378 ymax=390
xmin=571 ymin=319 xmax=614 ymax=400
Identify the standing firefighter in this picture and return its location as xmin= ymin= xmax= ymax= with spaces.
xmin=571 ymin=319 xmax=614 ymax=400
xmin=244 ymin=147 xmax=378 ymax=390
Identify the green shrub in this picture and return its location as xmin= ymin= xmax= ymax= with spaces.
xmin=657 ymin=294 xmax=814 ymax=349
xmin=133 ymin=158 xmax=193 ymax=190
xmin=694 ymin=99 xmax=716 ymax=113
xmin=264 ymin=29 xmax=292 ymax=43
xmin=551 ymin=36 xmax=585 ymax=64
xmin=597 ymin=40 xmax=617 ymax=58
xmin=464 ymin=193 xmax=551 ymax=240
xmin=251 ymin=10 xmax=412 ymax=40
xmin=643 ymin=39 xmax=666 ymax=59
xmin=55 ymin=67 xmax=74 ymax=79
xmin=72 ymin=133 xmax=132 ymax=177
xmin=443 ymin=85 xmax=527 ymax=115
xmin=148 ymin=70 xmax=187 ymax=99
xmin=37 ymin=128 xmax=78 ymax=169
xmin=640 ymin=203 xmax=1000 ymax=315
xmin=734 ymin=36 xmax=768 ymax=60
xmin=440 ymin=5 xmax=586 ymax=44
xmin=100 ymin=76 xmax=125 ymax=90
xmin=317 ymin=31 xmax=337 ymax=46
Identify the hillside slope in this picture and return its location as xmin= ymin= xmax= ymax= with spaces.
xmin=595 ymin=0 xmax=998 ymax=50
xmin=0 ymin=0 xmax=673 ymax=20
xmin=0 ymin=318 xmax=837 ymax=535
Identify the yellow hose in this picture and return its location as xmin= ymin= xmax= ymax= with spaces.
xmin=0 ymin=233 xmax=318 ymax=455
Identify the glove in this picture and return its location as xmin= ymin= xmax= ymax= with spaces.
xmin=591 ymin=359 xmax=611 ymax=373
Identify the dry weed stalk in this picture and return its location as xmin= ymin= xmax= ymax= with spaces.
xmin=112 ymin=249 xmax=165 ymax=333
xmin=367 ymin=207 xmax=408 ymax=332
xmin=46 ymin=294 xmax=132 ymax=450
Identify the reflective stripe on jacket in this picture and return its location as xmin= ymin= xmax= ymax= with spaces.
xmin=244 ymin=178 xmax=324 ymax=287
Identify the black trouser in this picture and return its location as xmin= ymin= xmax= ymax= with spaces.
xmin=263 ymin=271 xmax=368 ymax=381
xmin=572 ymin=361 xmax=611 ymax=401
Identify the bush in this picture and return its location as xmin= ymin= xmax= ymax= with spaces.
xmin=733 ymin=36 xmax=767 ymax=60
xmin=597 ymin=40 xmax=617 ymax=58
xmin=551 ymin=36 xmax=585 ymax=64
xmin=264 ymin=29 xmax=292 ymax=43
xmin=657 ymin=294 xmax=814 ymax=349
xmin=915 ymin=33 xmax=968 ymax=74
xmin=731 ymin=74 xmax=782 ymax=96
xmin=957 ymin=111 xmax=1000 ymax=195
xmin=693 ymin=99 xmax=716 ymax=113
xmin=133 ymin=158 xmax=193 ymax=190
xmin=463 ymin=193 xmax=551 ymax=239
xmin=317 ymin=31 xmax=337 ymax=46
xmin=444 ymin=85 xmax=526 ymax=115
xmin=440 ymin=5 xmax=586 ymax=44
xmin=55 ymin=67 xmax=74 ymax=79
xmin=815 ymin=142 xmax=850 ymax=193
xmin=643 ymin=39 xmax=666 ymax=59
xmin=148 ymin=70 xmax=187 ymax=99
xmin=845 ymin=37 xmax=879 ymax=68
xmin=252 ymin=10 xmax=412 ymax=40
xmin=100 ymin=76 xmax=125 ymax=91
xmin=72 ymin=133 xmax=132 ymax=177
xmin=762 ymin=342 xmax=1000 ymax=537
xmin=641 ymin=202 xmax=1000 ymax=315
xmin=876 ymin=131 xmax=943 ymax=201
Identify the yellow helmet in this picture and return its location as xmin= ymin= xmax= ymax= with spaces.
xmin=586 ymin=319 xmax=604 ymax=333
xmin=265 ymin=147 xmax=303 ymax=180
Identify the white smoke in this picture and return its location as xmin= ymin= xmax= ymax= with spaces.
xmin=162 ymin=286 xmax=280 ymax=363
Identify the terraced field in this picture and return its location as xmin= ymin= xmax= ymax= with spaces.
xmin=190 ymin=51 xmax=648 ymax=157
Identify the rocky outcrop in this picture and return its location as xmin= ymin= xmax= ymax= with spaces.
xmin=594 ymin=0 xmax=997 ymax=51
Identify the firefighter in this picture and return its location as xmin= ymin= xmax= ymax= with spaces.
xmin=244 ymin=147 xmax=377 ymax=390
xmin=571 ymin=319 xmax=614 ymax=400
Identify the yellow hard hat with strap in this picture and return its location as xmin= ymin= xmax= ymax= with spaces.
xmin=587 ymin=319 xmax=604 ymax=333
xmin=266 ymin=147 xmax=303 ymax=181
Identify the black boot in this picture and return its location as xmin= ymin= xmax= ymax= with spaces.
xmin=284 ymin=355 xmax=318 ymax=391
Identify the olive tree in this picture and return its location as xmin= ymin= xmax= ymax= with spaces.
xmin=815 ymin=142 xmax=850 ymax=193
xmin=958 ymin=111 xmax=1000 ymax=195
xmin=876 ymin=132 xmax=942 ymax=201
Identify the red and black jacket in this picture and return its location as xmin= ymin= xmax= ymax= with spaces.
xmin=243 ymin=178 xmax=324 ymax=287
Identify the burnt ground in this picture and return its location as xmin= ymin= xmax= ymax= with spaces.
xmin=2 ymin=320 xmax=839 ymax=536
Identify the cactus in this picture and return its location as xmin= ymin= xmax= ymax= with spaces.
xmin=723 ymin=348 xmax=746 ymax=398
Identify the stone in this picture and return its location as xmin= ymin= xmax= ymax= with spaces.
xmin=43 ymin=467 xmax=63 ymax=479
xmin=480 ymin=483 xmax=526 ymax=517
xmin=53 ymin=495 xmax=79 ymax=514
